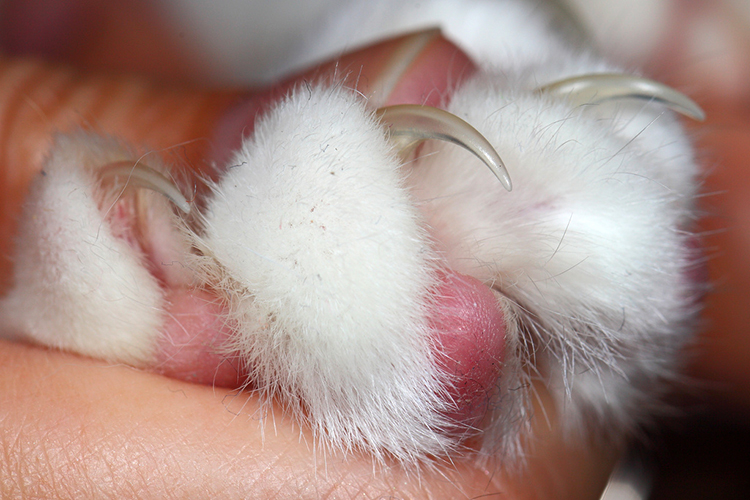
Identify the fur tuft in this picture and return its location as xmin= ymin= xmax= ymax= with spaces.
xmin=409 ymin=66 xmax=701 ymax=440
xmin=190 ymin=85 xmax=457 ymax=462
xmin=0 ymin=133 xmax=169 ymax=365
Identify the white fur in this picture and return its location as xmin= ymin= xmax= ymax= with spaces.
xmin=189 ymin=87 xmax=454 ymax=461
xmin=410 ymin=69 xmax=699 ymax=436
xmin=0 ymin=135 xmax=166 ymax=365
xmin=0 ymin=0 xmax=702 ymax=465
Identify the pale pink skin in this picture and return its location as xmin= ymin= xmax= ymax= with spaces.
xmin=156 ymin=290 xmax=244 ymax=388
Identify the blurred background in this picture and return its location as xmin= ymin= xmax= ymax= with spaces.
xmin=0 ymin=1 xmax=748 ymax=498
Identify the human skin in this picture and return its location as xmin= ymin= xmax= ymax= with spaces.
xmin=0 ymin=1 xmax=747 ymax=498
xmin=0 ymin=339 xmax=621 ymax=499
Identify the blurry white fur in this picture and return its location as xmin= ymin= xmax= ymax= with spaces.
xmin=415 ymin=68 xmax=699 ymax=436
xmin=0 ymin=0 xmax=701 ymax=464
xmin=0 ymin=136 xmax=167 ymax=365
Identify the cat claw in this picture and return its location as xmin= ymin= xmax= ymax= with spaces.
xmin=537 ymin=73 xmax=706 ymax=121
xmin=377 ymin=104 xmax=512 ymax=190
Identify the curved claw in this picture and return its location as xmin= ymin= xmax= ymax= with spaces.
xmin=98 ymin=161 xmax=191 ymax=213
xmin=537 ymin=73 xmax=705 ymax=122
xmin=376 ymin=104 xmax=512 ymax=191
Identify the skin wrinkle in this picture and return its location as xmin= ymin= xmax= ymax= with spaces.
xmin=246 ymin=441 xmax=287 ymax=497
xmin=1 ymin=415 xmax=32 ymax=497
xmin=83 ymin=389 xmax=209 ymax=497
xmin=51 ymin=397 xmax=112 ymax=497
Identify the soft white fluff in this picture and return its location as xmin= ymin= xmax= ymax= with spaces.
xmin=191 ymin=86 xmax=455 ymax=461
xmin=409 ymin=67 xmax=699 ymax=438
xmin=0 ymin=134 xmax=166 ymax=365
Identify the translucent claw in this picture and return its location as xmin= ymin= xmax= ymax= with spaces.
xmin=367 ymin=29 xmax=440 ymax=108
xmin=99 ymin=161 xmax=191 ymax=213
xmin=377 ymin=104 xmax=512 ymax=191
xmin=537 ymin=73 xmax=706 ymax=122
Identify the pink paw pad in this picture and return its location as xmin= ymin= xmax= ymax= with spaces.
xmin=429 ymin=270 xmax=506 ymax=430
